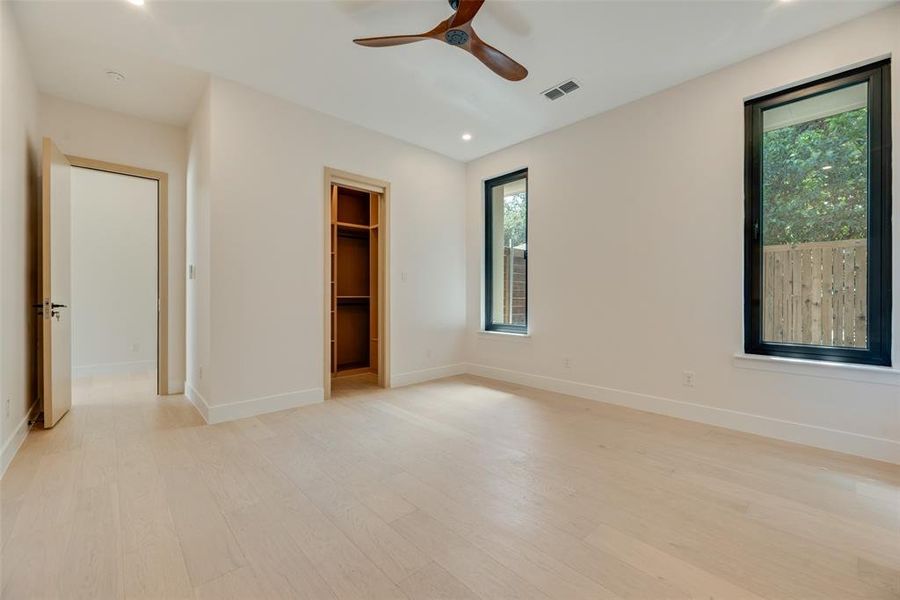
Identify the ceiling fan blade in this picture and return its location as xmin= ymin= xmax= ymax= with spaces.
xmin=449 ymin=0 xmax=485 ymax=27
xmin=466 ymin=30 xmax=528 ymax=81
xmin=353 ymin=34 xmax=430 ymax=47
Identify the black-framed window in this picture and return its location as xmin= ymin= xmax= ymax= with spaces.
xmin=485 ymin=169 xmax=528 ymax=333
xmin=745 ymin=60 xmax=891 ymax=366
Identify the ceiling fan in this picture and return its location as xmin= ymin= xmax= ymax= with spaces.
xmin=353 ymin=0 xmax=528 ymax=82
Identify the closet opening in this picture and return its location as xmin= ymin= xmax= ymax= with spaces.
xmin=324 ymin=169 xmax=389 ymax=398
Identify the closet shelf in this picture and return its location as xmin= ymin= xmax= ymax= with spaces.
xmin=336 ymin=221 xmax=370 ymax=230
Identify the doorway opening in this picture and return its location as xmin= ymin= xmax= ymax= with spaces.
xmin=324 ymin=168 xmax=390 ymax=399
xmin=68 ymin=156 xmax=169 ymax=398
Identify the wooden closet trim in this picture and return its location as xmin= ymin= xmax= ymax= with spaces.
xmin=323 ymin=167 xmax=391 ymax=398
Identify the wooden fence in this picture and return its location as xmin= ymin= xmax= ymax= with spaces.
xmin=762 ymin=239 xmax=866 ymax=348
xmin=502 ymin=246 xmax=527 ymax=325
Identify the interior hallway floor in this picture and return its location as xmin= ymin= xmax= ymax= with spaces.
xmin=1 ymin=371 xmax=899 ymax=599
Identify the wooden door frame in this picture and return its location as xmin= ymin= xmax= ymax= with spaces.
xmin=323 ymin=167 xmax=390 ymax=398
xmin=66 ymin=155 xmax=171 ymax=396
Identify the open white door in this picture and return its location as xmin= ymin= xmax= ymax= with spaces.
xmin=40 ymin=137 xmax=72 ymax=428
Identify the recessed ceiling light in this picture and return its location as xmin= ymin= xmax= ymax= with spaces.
xmin=461 ymin=133 xmax=472 ymax=141
xmin=106 ymin=71 xmax=126 ymax=82
xmin=128 ymin=0 xmax=145 ymax=5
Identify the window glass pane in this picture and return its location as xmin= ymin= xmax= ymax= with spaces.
xmin=761 ymin=82 xmax=868 ymax=348
xmin=489 ymin=174 xmax=527 ymax=328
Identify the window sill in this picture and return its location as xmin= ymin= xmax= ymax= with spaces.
xmin=732 ymin=353 xmax=900 ymax=386
xmin=478 ymin=330 xmax=531 ymax=339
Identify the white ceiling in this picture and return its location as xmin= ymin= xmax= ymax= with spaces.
xmin=20 ymin=34 xmax=208 ymax=127
xmin=11 ymin=0 xmax=894 ymax=161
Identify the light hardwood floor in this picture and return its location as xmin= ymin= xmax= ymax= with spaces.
xmin=2 ymin=370 xmax=899 ymax=599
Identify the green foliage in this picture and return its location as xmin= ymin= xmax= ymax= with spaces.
xmin=503 ymin=192 xmax=527 ymax=247
xmin=762 ymin=107 xmax=868 ymax=245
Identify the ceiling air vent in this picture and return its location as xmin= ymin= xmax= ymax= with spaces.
xmin=558 ymin=80 xmax=580 ymax=94
xmin=541 ymin=79 xmax=581 ymax=101
xmin=543 ymin=87 xmax=564 ymax=101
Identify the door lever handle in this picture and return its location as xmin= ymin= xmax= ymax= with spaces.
xmin=50 ymin=303 xmax=65 ymax=322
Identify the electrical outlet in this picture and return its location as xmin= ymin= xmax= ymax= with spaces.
xmin=426 ymin=348 xmax=433 ymax=359
xmin=401 ymin=271 xmax=408 ymax=282
xmin=199 ymin=366 xmax=204 ymax=380
xmin=5 ymin=397 xmax=10 ymax=418
xmin=682 ymin=371 xmax=695 ymax=387
xmin=131 ymin=343 xmax=140 ymax=353
xmin=562 ymin=357 xmax=572 ymax=369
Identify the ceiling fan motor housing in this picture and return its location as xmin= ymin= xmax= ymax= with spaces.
xmin=445 ymin=29 xmax=469 ymax=45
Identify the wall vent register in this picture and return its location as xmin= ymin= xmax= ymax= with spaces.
xmin=542 ymin=79 xmax=580 ymax=100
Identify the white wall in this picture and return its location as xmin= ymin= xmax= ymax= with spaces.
xmin=465 ymin=6 xmax=900 ymax=464
xmin=185 ymin=77 xmax=467 ymax=421
xmin=71 ymin=168 xmax=157 ymax=377
xmin=0 ymin=2 xmax=40 ymax=476
xmin=38 ymin=95 xmax=187 ymax=393
xmin=186 ymin=85 xmax=211 ymax=403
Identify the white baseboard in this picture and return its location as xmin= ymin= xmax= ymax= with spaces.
xmin=464 ymin=363 xmax=900 ymax=465
xmin=182 ymin=363 xmax=463 ymax=425
xmin=391 ymin=364 xmax=467 ymax=388
xmin=184 ymin=381 xmax=210 ymax=422
xmin=1 ymin=402 xmax=39 ymax=480
xmin=73 ymin=359 xmax=156 ymax=378
xmin=185 ymin=381 xmax=323 ymax=424
xmin=177 ymin=362 xmax=898 ymax=464
xmin=183 ymin=362 xmax=465 ymax=425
